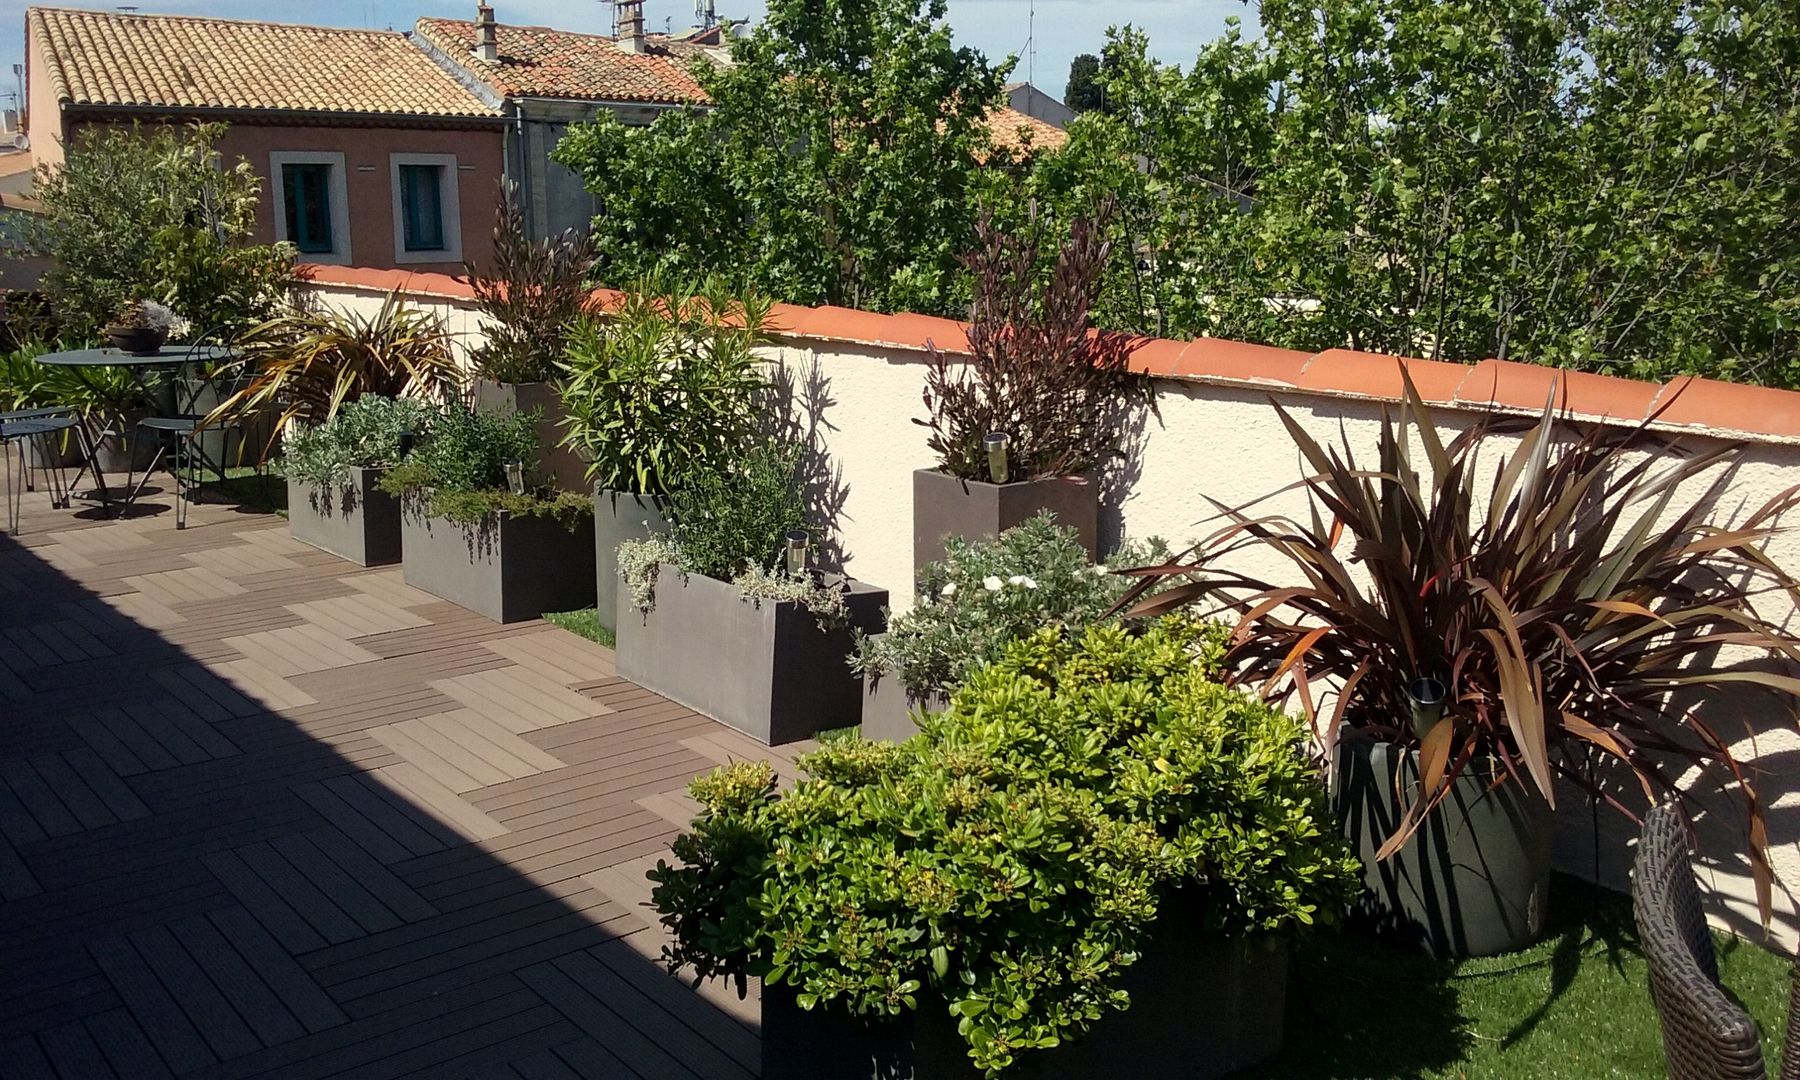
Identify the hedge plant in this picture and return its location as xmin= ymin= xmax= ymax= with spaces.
xmin=651 ymin=616 xmax=1358 ymax=1076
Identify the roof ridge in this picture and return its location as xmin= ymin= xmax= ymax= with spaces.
xmin=29 ymin=6 xmax=409 ymax=39
xmin=416 ymin=16 xmax=622 ymax=44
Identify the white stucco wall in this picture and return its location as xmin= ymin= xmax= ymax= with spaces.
xmin=298 ymin=277 xmax=1800 ymax=952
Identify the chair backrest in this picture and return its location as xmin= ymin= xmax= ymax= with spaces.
xmin=1633 ymin=800 xmax=1767 ymax=1080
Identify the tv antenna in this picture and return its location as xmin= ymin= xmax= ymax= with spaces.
xmin=695 ymin=0 xmax=718 ymax=30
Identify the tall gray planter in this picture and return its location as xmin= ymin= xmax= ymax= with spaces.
xmin=593 ymin=486 xmax=670 ymax=635
xmin=400 ymin=500 xmax=597 ymax=623
xmin=1335 ymin=736 xmax=1553 ymax=957
xmin=913 ymin=468 xmax=1098 ymax=572
xmin=860 ymin=639 xmax=948 ymax=742
xmin=616 ymin=566 xmax=887 ymax=745
xmin=762 ymin=903 xmax=1287 ymax=1079
xmin=472 ymin=378 xmax=589 ymax=493
xmin=287 ymin=467 xmax=402 ymax=566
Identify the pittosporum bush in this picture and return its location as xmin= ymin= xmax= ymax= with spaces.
xmin=918 ymin=209 xmax=1151 ymax=481
xmin=280 ymin=394 xmax=437 ymax=489
xmin=851 ymin=512 xmax=1175 ymax=698
xmin=651 ymin=616 xmax=1357 ymax=1076
xmin=378 ymin=400 xmax=591 ymax=528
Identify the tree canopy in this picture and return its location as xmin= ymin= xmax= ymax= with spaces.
xmin=553 ymin=0 xmax=1019 ymax=317
xmin=1065 ymin=53 xmax=1105 ymax=112
xmin=1037 ymin=0 xmax=1800 ymax=385
xmin=28 ymin=122 xmax=295 ymax=341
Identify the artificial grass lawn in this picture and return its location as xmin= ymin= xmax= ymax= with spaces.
xmin=1246 ymin=874 xmax=1789 ymax=1078
xmin=544 ymin=607 xmax=615 ymax=649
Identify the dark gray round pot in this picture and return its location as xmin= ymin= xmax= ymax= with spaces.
xmin=1333 ymin=736 xmax=1552 ymax=957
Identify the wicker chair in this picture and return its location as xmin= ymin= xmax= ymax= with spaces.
xmin=1633 ymin=801 xmax=1784 ymax=1079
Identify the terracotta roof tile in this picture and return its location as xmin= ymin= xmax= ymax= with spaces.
xmin=28 ymin=7 xmax=497 ymax=119
xmin=414 ymin=18 xmax=710 ymax=105
xmin=983 ymin=105 xmax=1067 ymax=153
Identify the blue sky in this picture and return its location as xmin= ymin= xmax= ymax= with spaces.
xmin=0 ymin=0 xmax=1256 ymax=114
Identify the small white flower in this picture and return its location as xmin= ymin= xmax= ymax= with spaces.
xmin=1008 ymin=574 xmax=1038 ymax=590
xmin=983 ymin=576 xmax=1003 ymax=592
xmin=1021 ymin=576 xmax=1038 ymax=590
xmin=940 ymin=582 xmax=957 ymax=598
xmin=1092 ymin=564 xmax=1112 ymax=576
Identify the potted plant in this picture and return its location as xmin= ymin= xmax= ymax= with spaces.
xmin=209 ymin=291 xmax=464 ymax=465
xmin=557 ymin=276 xmax=772 ymax=633
xmin=280 ymin=394 xmax=435 ymax=565
xmin=853 ymin=512 xmax=1175 ymax=741
xmin=1124 ymin=372 xmax=1800 ymax=957
xmin=102 ymin=298 xmax=185 ymax=355
xmin=652 ymin=616 xmax=1358 ymax=1079
xmin=913 ymin=211 xmax=1149 ymax=572
xmin=380 ymin=400 xmax=597 ymax=623
xmin=615 ymin=439 xmax=887 ymax=744
xmin=465 ymin=183 xmax=599 ymax=493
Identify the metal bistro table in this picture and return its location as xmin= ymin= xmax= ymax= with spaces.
xmin=35 ymin=344 xmax=242 ymax=514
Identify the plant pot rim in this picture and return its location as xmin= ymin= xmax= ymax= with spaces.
xmin=918 ymin=467 xmax=1092 ymax=487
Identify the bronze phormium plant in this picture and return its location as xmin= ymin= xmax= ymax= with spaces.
xmin=466 ymin=181 xmax=599 ymax=384
xmin=918 ymin=208 xmax=1149 ymax=481
xmin=1121 ymin=370 xmax=1800 ymax=923
xmin=208 ymin=291 xmax=463 ymax=457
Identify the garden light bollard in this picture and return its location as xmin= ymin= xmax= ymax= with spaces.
xmin=1407 ymin=676 xmax=1447 ymax=740
xmin=984 ymin=432 xmax=1010 ymax=484
xmin=784 ymin=529 xmax=810 ymax=577
xmin=504 ymin=460 xmax=526 ymax=496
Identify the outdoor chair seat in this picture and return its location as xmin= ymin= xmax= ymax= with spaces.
xmin=1633 ymin=801 xmax=1799 ymax=1079
xmin=1 ymin=414 xmax=80 ymax=530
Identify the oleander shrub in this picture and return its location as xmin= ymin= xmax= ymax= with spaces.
xmin=651 ymin=616 xmax=1358 ymax=1076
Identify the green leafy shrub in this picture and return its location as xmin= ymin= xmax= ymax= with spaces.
xmin=557 ymin=275 xmax=771 ymax=496
xmin=665 ymin=438 xmax=808 ymax=580
xmin=28 ymin=121 xmax=293 ymax=341
xmin=651 ymin=616 xmax=1357 ymax=1076
xmin=853 ymin=513 xmax=1174 ymax=697
xmin=378 ymin=400 xmax=592 ymax=529
xmin=279 ymin=395 xmax=438 ymax=489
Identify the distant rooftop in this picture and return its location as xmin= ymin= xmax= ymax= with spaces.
xmin=27 ymin=7 xmax=499 ymax=121
xmin=986 ymin=105 xmax=1069 ymax=153
xmin=413 ymin=18 xmax=713 ymax=106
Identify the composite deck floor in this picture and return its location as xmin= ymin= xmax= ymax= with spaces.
xmin=0 ymin=476 xmax=798 ymax=1078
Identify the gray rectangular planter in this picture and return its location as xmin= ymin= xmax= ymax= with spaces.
xmin=616 ymin=566 xmax=887 ymax=745
xmin=593 ymin=486 xmax=671 ymax=635
xmin=913 ymin=468 xmax=1099 ymax=572
xmin=400 ymin=501 xmax=597 ymax=623
xmin=860 ymin=637 xmax=948 ymax=742
xmin=472 ymin=378 xmax=590 ymax=493
xmin=287 ymin=468 xmax=402 ymax=566
xmin=762 ymin=903 xmax=1287 ymax=1079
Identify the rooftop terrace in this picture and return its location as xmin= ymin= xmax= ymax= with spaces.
xmin=0 ymin=479 xmax=783 ymax=1078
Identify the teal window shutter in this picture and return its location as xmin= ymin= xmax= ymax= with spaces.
xmin=281 ymin=163 xmax=334 ymax=254
xmin=400 ymin=164 xmax=446 ymax=252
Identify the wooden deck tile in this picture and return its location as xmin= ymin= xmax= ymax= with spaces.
xmin=2 ymin=491 xmax=771 ymax=1078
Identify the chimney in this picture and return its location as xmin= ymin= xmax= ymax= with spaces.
xmin=614 ymin=0 xmax=646 ymax=53
xmin=473 ymin=4 xmax=499 ymax=62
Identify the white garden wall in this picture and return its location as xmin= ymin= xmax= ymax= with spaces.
xmin=297 ymin=266 xmax=1800 ymax=953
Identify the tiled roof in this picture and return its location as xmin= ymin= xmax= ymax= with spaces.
xmin=985 ymin=105 xmax=1068 ymax=154
xmin=27 ymin=7 xmax=498 ymax=120
xmin=414 ymin=18 xmax=711 ymax=105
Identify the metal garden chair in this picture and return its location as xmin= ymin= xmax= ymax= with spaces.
xmin=1 ymin=409 xmax=81 ymax=532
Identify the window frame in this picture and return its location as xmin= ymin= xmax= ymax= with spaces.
xmin=269 ymin=151 xmax=352 ymax=265
xmin=388 ymin=153 xmax=463 ymax=265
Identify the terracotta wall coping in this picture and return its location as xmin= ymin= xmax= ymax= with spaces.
xmin=298 ymin=263 xmax=1800 ymax=445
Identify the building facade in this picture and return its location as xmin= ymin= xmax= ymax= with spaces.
xmin=26 ymin=6 xmax=508 ymax=274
